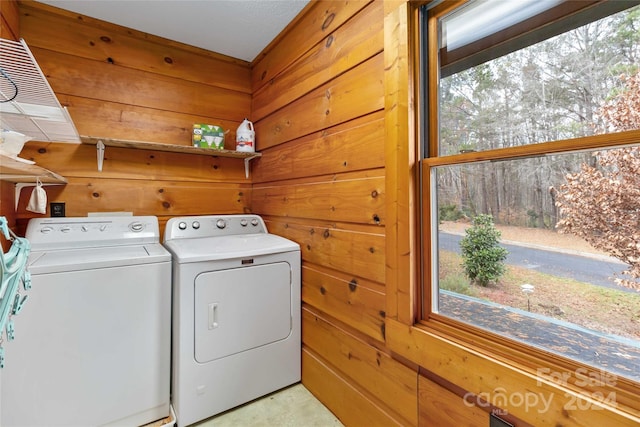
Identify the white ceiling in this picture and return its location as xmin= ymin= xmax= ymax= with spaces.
xmin=37 ymin=0 xmax=310 ymax=62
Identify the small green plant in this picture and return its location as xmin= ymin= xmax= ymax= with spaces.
xmin=439 ymin=204 xmax=464 ymax=222
xmin=526 ymin=209 xmax=539 ymax=227
xmin=440 ymin=273 xmax=476 ymax=296
xmin=460 ymin=214 xmax=508 ymax=286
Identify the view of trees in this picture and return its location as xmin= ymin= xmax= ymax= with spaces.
xmin=433 ymin=3 xmax=640 ymax=380
xmin=437 ymin=5 xmax=640 ymax=230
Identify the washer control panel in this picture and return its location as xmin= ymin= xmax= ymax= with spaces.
xmin=26 ymin=216 xmax=161 ymax=250
xmin=164 ymin=215 xmax=267 ymax=241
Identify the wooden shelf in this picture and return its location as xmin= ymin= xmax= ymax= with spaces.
xmin=0 ymin=134 xmax=263 ymax=184
xmin=81 ymin=136 xmax=261 ymax=178
xmin=81 ymin=136 xmax=261 ymax=159
xmin=0 ymin=154 xmax=68 ymax=184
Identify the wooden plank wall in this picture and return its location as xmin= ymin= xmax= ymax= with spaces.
xmin=251 ymin=1 xmax=418 ymax=425
xmin=11 ymin=1 xmax=253 ymax=235
xmin=4 ymin=1 xmax=639 ymax=426
xmin=0 ymin=0 xmax=19 ymax=40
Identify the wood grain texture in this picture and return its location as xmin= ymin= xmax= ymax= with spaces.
xmin=15 ymin=2 xmax=635 ymax=426
xmin=19 ymin=142 xmax=249 ymax=182
xmin=252 ymin=3 xmax=398 ymax=425
xmin=419 ymin=374 xmax=487 ymax=427
xmin=252 ymin=2 xmax=383 ymax=121
xmin=53 ymin=95 xmax=240 ymax=146
xmin=302 ymin=262 xmax=386 ymax=341
xmin=252 ymin=170 xmax=385 ymax=225
xmin=252 ymin=112 xmax=385 ymax=183
xmin=31 ymin=47 xmax=250 ymax=122
xmin=255 ymin=53 xmax=384 ymax=150
xmin=264 ymin=216 xmax=385 ymax=284
xmin=15 ymin=178 xmax=250 ymax=219
xmin=19 ymin=1 xmax=251 ymax=93
xmin=251 ymin=0 xmax=372 ymax=91
xmin=387 ymin=319 xmax=640 ymax=426
xmin=383 ymin=1 xmax=419 ymax=324
xmin=303 ymin=348 xmax=406 ymax=427
xmin=14 ymin=1 xmax=251 ymax=223
xmin=0 ymin=0 xmax=19 ymax=40
xmin=303 ymin=307 xmax=418 ymax=426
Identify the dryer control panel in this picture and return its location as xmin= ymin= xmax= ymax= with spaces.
xmin=164 ymin=215 xmax=267 ymax=241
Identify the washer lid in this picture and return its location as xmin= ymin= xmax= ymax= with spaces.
xmin=164 ymin=233 xmax=299 ymax=263
xmin=28 ymin=244 xmax=170 ymax=274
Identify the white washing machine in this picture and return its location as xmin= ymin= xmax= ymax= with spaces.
xmin=164 ymin=214 xmax=300 ymax=427
xmin=1 ymin=216 xmax=171 ymax=427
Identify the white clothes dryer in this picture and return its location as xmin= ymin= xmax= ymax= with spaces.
xmin=164 ymin=214 xmax=300 ymax=427
xmin=1 ymin=216 xmax=171 ymax=427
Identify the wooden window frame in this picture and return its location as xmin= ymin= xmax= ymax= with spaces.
xmin=383 ymin=0 xmax=640 ymax=423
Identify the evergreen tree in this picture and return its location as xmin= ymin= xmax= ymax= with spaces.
xmin=460 ymin=214 xmax=508 ymax=286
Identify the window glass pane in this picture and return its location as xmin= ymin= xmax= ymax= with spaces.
xmin=433 ymin=147 xmax=640 ymax=381
xmin=440 ymin=0 xmax=562 ymax=52
xmin=438 ymin=3 xmax=640 ymax=156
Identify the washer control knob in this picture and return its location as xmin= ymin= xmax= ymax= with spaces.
xmin=130 ymin=222 xmax=144 ymax=232
xmin=216 ymin=219 xmax=226 ymax=229
xmin=41 ymin=226 xmax=53 ymax=234
xmin=240 ymin=219 xmax=248 ymax=227
xmin=81 ymin=226 xmax=88 ymax=232
xmin=61 ymin=226 xmax=71 ymax=233
xmin=251 ymin=218 xmax=259 ymax=227
xmin=192 ymin=221 xmax=200 ymax=229
xmin=178 ymin=221 xmax=187 ymax=230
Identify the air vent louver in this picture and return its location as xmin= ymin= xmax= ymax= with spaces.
xmin=0 ymin=38 xmax=80 ymax=143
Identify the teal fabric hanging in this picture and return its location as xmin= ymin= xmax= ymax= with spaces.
xmin=0 ymin=216 xmax=31 ymax=368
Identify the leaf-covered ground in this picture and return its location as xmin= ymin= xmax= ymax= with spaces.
xmin=438 ymin=221 xmax=640 ymax=341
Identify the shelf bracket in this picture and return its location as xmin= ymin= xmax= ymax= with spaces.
xmin=96 ymin=140 xmax=105 ymax=172
xmin=243 ymin=154 xmax=260 ymax=179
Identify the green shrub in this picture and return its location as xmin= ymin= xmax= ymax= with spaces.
xmin=440 ymin=273 xmax=476 ymax=296
xmin=460 ymin=214 xmax=508 ymax=286
xmin=439 ymin=204 xmax=464 ymax=222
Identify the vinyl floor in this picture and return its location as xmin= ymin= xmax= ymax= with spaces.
xmin=193 ymin=383 xmax=344 ymax=427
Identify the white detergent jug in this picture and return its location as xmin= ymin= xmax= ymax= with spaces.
xmin=235 ymin=118 xmax=255 ymax=152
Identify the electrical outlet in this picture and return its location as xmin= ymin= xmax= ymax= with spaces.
xmin=490 ymin=413 xmax=514 ymax=427
xmin=50 ymin=202 xmax=66 ymax=217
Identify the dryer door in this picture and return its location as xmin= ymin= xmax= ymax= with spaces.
xmin=194 ymin=262 xmax=292 ymax=363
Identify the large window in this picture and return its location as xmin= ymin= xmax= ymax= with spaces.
xmin=422 ymin=0 xmax=640 ymax=387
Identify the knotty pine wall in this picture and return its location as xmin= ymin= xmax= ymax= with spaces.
xmin=250 ymin=1 xmax=419 ymax=425
xmin=251 ymin=1 xmax=639 ymax=426
xmin=10 ymin=0 xmax=253 ymax=236
xmin=4 ymin=1 xmax=636 ymax=426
